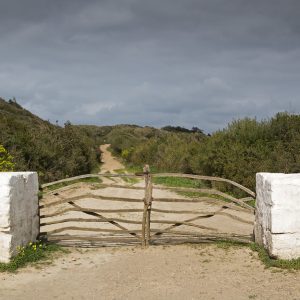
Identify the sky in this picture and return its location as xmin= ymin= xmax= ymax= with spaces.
xmin=0 ymin=0 xmax=300 ymax=133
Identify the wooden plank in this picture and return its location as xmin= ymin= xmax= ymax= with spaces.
xmin=152 ymin=173 xmax=255 ymax=197
xmin=151 ymin=208 xmax=219 ymax=214
xmin=96 ymin=184 xmax=144 ymax=190
xmin=40 ymin=217 xmax=142 ymax=226
xmin=152 ymin=187 xmax=254 ymax=212
xmin=42 ymin=173 xmax=143 ymax=188
xmin=46 ymin=234 xmax=140 ymax=242
xmin=146 ymin=174 xmax=152 ymax=246
xmin=150 ymin=235 xmax=252 ymax=244
xmin=45 ymin=233 xmax=252 ymax=244
xmin=154 ymin=187 xmax=255 ymax=206
xmin=40 ymin=207 xmax=144 ymax=218
xmin=155 ymin=192 xmax=253 ymax=212
xmin=67 ymin=201 xmax=142 ymax=240
xmin=43 ymin=182 xmax=84 ymax=196
xmin=150 ymin=220 xmax=218 ymax=231
xmin=149 ymin=229 xmax=252 ymax=238
xmin=42 ymin=174 xmax=102 ymax=188
xmin=141 ymin=204 xmax=148 ymax=247
xmin=146 ymin=205 xmax=151 ymax=246
xmin=217 ymin=212 xmax=253 ymax=225
xmin=41 ymin=226 xmax=143 ymax=236
xmin=151 ymin=206 xmax=254 ymax=216
xmin=152 ymin=197 xmax=219 ymax=203
xmin=40 ymin=193 xmax=143 ymax=208
xmin=240 ymin=197 xmax=255 ymax=202
xmin=152 ymin=206 xmax=228 ymax=236
xmin=152 ymin=198 xmax=251 ymax=214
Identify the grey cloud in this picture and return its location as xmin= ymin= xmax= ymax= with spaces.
xmin=0 ymin=0 xmax=300 ymax=132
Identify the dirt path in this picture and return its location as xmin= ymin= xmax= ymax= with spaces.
xmin=99 ymin=144 xmax=125 ymax=174
xmin=1 ymin=244 xmax=300 ymax=300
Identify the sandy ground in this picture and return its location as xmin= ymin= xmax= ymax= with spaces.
xmin=1 ymin=244 xmax=300 ymax=300
xmin=99 ymin=144 xmax=124 ymax=174
xmin=1 ymin=144 xmax=291 ymax=300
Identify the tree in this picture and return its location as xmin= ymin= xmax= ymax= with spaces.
xmin=0 ymin=144 xmax=14 ymax=171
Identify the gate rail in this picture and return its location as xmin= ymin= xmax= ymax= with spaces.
xmin=40 ymin=171 xmax=255 ymax=246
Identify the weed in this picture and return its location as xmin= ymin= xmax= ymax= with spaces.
xmin=178 ymin=190 xmax=229 ymax=202
xmin=0 ymin=241 xmax=68 ymax=273
xmin=153 ymin=176 xmax=206 ymax=189
xmin=215 ymin=240 xmax=249 ymax=250
xmin=250 ymin=243 xmax=300 ymax=270
xmin=247 ymin=199 xmax=256 ymax=208
xmin=122 ymin=177 xmax=140 ymax=184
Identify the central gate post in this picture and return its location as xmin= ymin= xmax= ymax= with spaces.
xmin=142 ymin=165 xmax=152 ymax=247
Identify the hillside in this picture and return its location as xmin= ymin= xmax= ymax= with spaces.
xmin=2 ymin=97 xmax=300 ymax=191
xmin=0 ymin=98 xmax=99 ymax=183
xmin=0 ymin=98 xmax=206 ymax=183
xmin=76 ymin=124 xmax=207 ymax=173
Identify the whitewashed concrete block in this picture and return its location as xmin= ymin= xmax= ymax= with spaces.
xmin=0 ymin=172 xmax=39 ymax=263
xmin=255 ymin=173 xmax=300 ymax=259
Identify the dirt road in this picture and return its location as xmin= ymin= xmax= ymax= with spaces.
xmin=1 ymin=244 xmax=300 ymax=300
xmin=99 ymin=144 xmax=125 ymax=174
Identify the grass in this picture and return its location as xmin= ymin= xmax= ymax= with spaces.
xmin=153 ymin=176 xmax=207 ymax=189
xmin=152 ymin=176 xmax=256 ymax=208
xmin=153 ymin=176 xmax=231 ymax=203
xmin=43 ymin=177 xmax=102 ymax=192
xmin=0 ymin=241 xmax=68 ymax=273
xmin=212 ymin=240 xmax=300 ymax=270
xmin=215 ymin=240 xmax=249 ymax=250
xmin=178 ymin=190 xmax=229 ymax=202
xmin=114 ymin=168 xmax=140 ymax=184
xmin=190 ymin=239 xmax=300 ymax=270
xmin=247 ymin=199 xmax=256 ymax=208
xmin=121 ymin=177 xmax=140 ymax=184
xmin=250 ymin=243 xmax=300 ymax=270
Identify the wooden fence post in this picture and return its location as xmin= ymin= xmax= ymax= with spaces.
xmin=142 ymin=165 xmax=152 ymax=247
xmin=146 ymin=173 xmax=152 ymax=246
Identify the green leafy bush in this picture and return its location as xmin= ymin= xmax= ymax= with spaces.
xmin=0 ymin=144 xmax=14 ymax=171
xmin=122 ymin=112 xmax=300 ymax=193
xmin=0 ymin=98 xmax=99 ymax=183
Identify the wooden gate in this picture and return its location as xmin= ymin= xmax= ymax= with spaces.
xmin=39 ymin=172 xmax=255 ymax=246
xmin=146 ymin=173 xmax=255 ymax=245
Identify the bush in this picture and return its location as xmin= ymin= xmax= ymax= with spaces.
xmin=0 ymin=144 xmax=14 ymax=171
xmin=0 ymin=98 xmax=99 ymax=183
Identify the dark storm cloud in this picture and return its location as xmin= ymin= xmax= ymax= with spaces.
xmin=1 ymin=0 xmax=300 ymax=132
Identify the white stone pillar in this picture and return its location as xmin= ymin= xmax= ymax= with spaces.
xmin=0 ymin=172 xmax=39 ymax=263
xmin=255 ymin=173 xmax=300 ymax=259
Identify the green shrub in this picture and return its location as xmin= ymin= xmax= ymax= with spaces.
xmin=0 ymin=144 xmax=14 ymax=171
xmin=0 ymin=98 xmax=99 ymax=183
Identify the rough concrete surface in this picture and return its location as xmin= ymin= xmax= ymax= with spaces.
xmin=255 ymin=173 xmax=300 ymax=259
xmin=0 ymin=172 xmax=39 ymax=262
